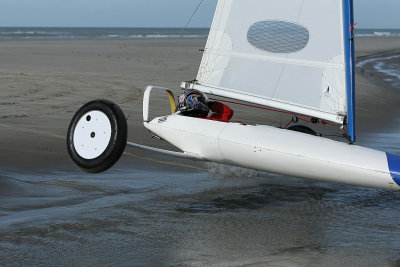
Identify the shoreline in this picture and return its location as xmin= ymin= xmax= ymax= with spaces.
xmin=0 ymin=37 xmax=399 ymax=170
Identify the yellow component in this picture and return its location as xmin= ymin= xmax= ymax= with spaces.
xmin=166 ymin=90 xmax=176 ymax=114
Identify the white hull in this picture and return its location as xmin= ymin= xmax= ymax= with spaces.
xmin=144 ymin=115 xmax=400 ymax=190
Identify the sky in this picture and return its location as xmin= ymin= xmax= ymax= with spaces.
xmin=0 ymin=0 xmax=399 ymax=29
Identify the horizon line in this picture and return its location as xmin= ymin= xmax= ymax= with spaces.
xmin=1 ymin=26 xmax=400 ymax=30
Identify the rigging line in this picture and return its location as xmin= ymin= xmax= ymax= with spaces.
xmin=296 ymin=0 xmax=305 ymax=22
xmin=126 ymin=0 xmax=205 ymax=121
xmin=146 ymin=0 xmax=205 ymax=87
xmin=270 ymin=55 xmax=288 ymax=99
xmin=126 ymin=90 xmax=143 ymax=121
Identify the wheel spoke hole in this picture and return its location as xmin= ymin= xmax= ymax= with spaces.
xmin=86 ymin=115 xmax=91 ymax=121
xmin=91 ymin=132 xmax=96 ymax=138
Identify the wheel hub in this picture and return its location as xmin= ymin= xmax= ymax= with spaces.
xmin=73 ymin=110 xmax=112 ymax=159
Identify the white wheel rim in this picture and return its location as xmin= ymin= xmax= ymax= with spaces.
xmin=73 ymin=110 xmax=112 ymax=160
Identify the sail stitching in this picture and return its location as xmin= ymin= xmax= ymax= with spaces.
xmin=200 ymin=0 xmax=230 ymax=83
xmin=204 ymin=49 xmax=344 ymax=69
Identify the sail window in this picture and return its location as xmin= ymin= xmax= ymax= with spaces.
xmin=247 ymin=20 xmax=310 ymax=53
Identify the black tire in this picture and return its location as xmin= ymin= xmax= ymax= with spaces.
xmin=67 ymin=99 xmax=127 ymax=173
xmin=287 ymin=125 xmax=317 ymax=136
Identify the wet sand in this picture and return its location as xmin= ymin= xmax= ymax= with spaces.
xmin=1 ymin=38 xmax=400 ymax=266
xmin=355 ymin=37 xmax=400 ymax=135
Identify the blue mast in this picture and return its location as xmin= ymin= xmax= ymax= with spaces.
xmin=343 ymin=0 xmax=356 ymax=142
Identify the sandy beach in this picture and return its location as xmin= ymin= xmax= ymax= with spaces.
xmin=0 ymin=39 xmax=206 ymax=169
xmin=1 ymin=37 xmax=400 ymax=266
xmin=0 ymin=37 xmax=399 ymax=170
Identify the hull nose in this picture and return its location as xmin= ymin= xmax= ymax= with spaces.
xmin=387 ymin=153 xmax=400 ymax=187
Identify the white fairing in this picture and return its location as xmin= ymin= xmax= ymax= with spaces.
xmin=145 ymin=115 xmax=399 ymax=190
xmin=195 ymin=0 xmax=347 ymax=124
xmin=73 ymin=111 xmax=112 ymax=159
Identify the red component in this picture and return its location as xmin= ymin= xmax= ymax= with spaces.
xmin=204 ymin=102 xmax=233 ymax=122
xmin=350 ymin=23 xmax=357 ymax=31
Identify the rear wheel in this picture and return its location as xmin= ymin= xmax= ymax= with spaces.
xmin=287 ymin=125 xmax=317 ymax=136
xmin=67 ymin=100 xmax=127 ymax=173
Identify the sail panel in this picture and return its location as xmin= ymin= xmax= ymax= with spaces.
xmin=196 ymin=0 xmax=348 ymax=123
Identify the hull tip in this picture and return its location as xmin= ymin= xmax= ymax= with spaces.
xmin=387 ymin=153 xmax=400 ymax=187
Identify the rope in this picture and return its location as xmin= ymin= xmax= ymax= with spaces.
xmin=126 ymin=0 xmax=205 ymax=121
xmin=126 ymin=91 xmax=142 ymax=121
xmin=146 ymin=0 xmax=205 ymax=87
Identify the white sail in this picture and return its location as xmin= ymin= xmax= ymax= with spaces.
xmin=192 ymin=0 xmax=349 ymax=124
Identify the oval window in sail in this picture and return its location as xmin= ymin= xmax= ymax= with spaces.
xmin=247 ymin=20 xmax=310 ymax=53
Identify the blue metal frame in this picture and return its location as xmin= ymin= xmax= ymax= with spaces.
xmin=343 ymin=0 xmax=356 ymax=142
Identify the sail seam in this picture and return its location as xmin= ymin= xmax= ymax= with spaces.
xmin=204 ymin=49 xmax=344 ymax=69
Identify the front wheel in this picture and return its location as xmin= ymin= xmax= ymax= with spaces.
xmin=67 ymin=100 xmax=127 ymax=173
